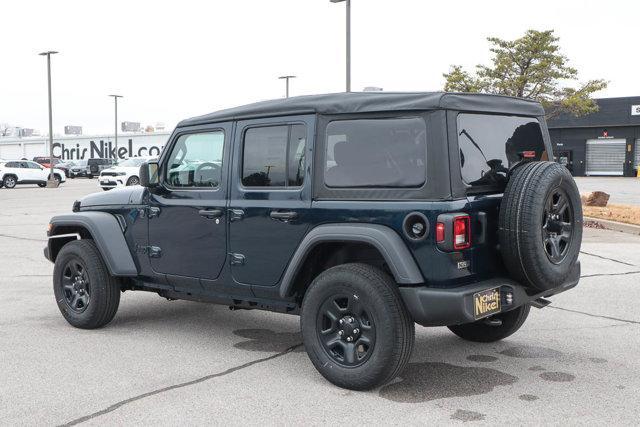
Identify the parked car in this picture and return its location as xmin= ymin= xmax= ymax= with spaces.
xmin=98 ymin=157 xmax=155 ymax=190
xmin=55 ymin=161 xmax=76 ymax=178
xmin=44 ymin=92 xmax=582 ymax=390
xmin=33 ymin=156 xmax=62 ymax=169
xmin=0 ymin=160 xmax=66 ymax=188
xmin=68 ymin=160 xmax=89 ymax=178
xmin=87 ymin=158 xmax=117 ymax=178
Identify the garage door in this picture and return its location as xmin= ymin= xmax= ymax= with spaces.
xmin=586 ymin=139 xmax=626 ymax=176
xmin=0 ymin=143 xmax=23 ymax=159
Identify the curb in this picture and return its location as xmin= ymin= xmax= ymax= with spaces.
xmin=584 ymin=216 xmax=640 ymax=236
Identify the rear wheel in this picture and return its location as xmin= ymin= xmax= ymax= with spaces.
xmin=301 ymin=263 xmax=414 ymax=390
xmin=53 ymin=240 xmax=121 ymax=329
xmin=38 ymin=182 xmax=46 ymax=188
xmin=3 ymin=175 xmax=17 ymax=189
xmin=448 ymin=304 xmax=530 ymax=343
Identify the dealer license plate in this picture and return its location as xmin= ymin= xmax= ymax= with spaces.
xmin=473 ymin=287 xmax=501 ymax=319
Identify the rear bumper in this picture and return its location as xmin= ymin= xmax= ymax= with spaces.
xmin=399 ymin=261 xmax=580 ymax=327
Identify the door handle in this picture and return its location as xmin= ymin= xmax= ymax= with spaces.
xmin=270 ymin=210 xmax=298 ymax=222
xmin=199 ymin=209 xmax=223 ymax=219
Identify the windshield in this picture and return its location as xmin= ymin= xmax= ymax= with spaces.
xmin=117 ymin=158 xmax=147 ymax=167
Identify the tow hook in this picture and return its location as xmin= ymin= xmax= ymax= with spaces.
xmin=483 ymin=317 xmax=503 ymax=326
xmin=531 ymin=297 xmax=552 ymax=309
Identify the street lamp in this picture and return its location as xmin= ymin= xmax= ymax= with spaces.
xmin=38 ymin=50 xmax=58 ymax=187
xmin=330 ymin=0 xmax=351 ymax=92
xmin=278 ymin=75 xmax=296 ymax=98
xmin=108 ymin=94 xmax=123 ymax=158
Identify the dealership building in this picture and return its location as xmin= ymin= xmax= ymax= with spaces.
xmin=547 ymin=96 xmax=640 ymax=176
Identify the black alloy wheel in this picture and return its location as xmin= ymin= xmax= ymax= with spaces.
xmin=61 ymin=258 xmax=91 ymax=313
xmin=53 ymin=239 xmax=121 ymax=329
xmin=317 ymin=293 xmax=375 ymax=367
xmin=301 ymin=263 xmax=414 ymax=390
xmin=542 ymin=187 xmax=574 ymax=264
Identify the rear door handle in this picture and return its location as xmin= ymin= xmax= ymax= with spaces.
xmin=270 ymin=210 xmax=298 ymax=222
xmin=199 ymin=209 xmax=223 ymax=219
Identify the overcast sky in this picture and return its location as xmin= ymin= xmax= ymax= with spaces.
xmin=0 ymin=0 xmax=637 ymax=134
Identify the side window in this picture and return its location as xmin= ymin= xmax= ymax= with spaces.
xmin=28 ymin=162 xmax=42 ymax=169
xmin=165 ymin=131 xmax=225 ymax=188
xmin=6 ymin=162 xmax=17 ymax=168
xmin=241 ymin=124 xmax=307 ymax=188
xmin=457 ymin=114 xmax=546 ymax=191
xmin=324 ymin=118 xmax=427 ymax=188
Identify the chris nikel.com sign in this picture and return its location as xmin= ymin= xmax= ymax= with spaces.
xmin=52 ymin=133 xmax=169 ymax=160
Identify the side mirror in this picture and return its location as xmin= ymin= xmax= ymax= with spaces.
xmin=139 ymin=161 xmax=159 ymax=188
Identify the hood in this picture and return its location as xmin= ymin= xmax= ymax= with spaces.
xmin=101 ymin=165 xmax=138 ymax=174
xmin=79 ymin=186 xmax=146 ymax=207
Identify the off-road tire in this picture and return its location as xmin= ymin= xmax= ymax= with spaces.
xmin=3 ymin=175 xmax=17 ymax=189
xmin=499 ymin=161 xmax=582 ymax=291
xmin=53 ymin=240 xmax=121 ymax=329
xmin=301 ymin=263 xmax=414 ymax=390
xmin=126 ymin=176 xmax=140 ymax=186
xmin=448 ymin=304 xmax=530 ymax=343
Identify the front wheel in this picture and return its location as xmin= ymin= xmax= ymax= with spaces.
xmin=38 ymin=182 xmax=47 ymax=188
xmin=301 ymin=263 xmax=414 ymax=390
xmin=126 ymin=176 xmax=140 ymax=186
xmin=53 ymin=240 xmax=121 ymax=329
xmin=447 ymin=304 xmax=530 ymax=343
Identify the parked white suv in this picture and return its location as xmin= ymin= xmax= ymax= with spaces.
xmin=98 ymin=157 xmax=154 ymax=191
xmin=0 ymin=160 xmax=66 ymax=189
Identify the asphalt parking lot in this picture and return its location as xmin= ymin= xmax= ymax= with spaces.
xmin=1 ymin=178 xmax=639 ymax=425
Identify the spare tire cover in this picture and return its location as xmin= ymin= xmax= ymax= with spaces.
xmin=498 ymin=161 xmax=582 ymax=291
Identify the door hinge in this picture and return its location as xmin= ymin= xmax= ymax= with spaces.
xmin=229 ymin=209 xmax=245 ymax=222
xmin=148 ymin=246 xmax=162 ymax=258
xmin=136 ymin=244 xmax=162 ymax=258
xmin=230 ymin=253 xmax=245 ymax=265
xmin=147 ymin=207 xmax=161 ymax=218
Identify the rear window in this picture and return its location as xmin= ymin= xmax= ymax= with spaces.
xmin=324 ymin=118 xmax=427 ymax=188
xmin=457 ymin=113 xmax=546 ymax=191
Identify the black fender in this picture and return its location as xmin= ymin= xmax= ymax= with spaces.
xmin=46 ymin=212 xmax=138 ymax=276
xmin=279 ymin=223 xmax=424 ymax=298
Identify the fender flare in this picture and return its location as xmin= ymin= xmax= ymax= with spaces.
xmin=47 ymin=212 xmax=138 ymax=276
xmin=279 ymin=223 xmax=424 ymax=298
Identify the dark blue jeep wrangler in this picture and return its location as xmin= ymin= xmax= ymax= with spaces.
xmin=45 ymin=92 xmax=582 ymax=390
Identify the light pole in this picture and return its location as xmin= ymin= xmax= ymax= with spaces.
xmin=278 ymin=75 xmax=296 ymax=98
xmin=38 ymin=50 xmax=58 ymax=186
xmin=108 ymin=94 xmax=123 ymax=158
xmin=330 ymin=0 xmax=351 ymax=92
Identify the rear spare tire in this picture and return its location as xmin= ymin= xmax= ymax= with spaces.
xmin=499 ymin=161 xmax=582 ymax=291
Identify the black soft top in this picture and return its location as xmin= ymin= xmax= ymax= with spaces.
xmin=178 ymin=92 xmax=544 ymax=127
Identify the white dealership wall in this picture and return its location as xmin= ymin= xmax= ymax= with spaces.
xmin=0 ymin=132 xmax=171 ymax=161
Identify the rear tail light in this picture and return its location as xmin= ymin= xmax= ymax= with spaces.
xmin=435 ymin=222 xmax=445 ymax=243
xmin=453 ymin=215 xmax=471 ymax=250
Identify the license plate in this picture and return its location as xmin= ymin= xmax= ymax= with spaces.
xmin=473 ymin=287 xmax=501 ymax=319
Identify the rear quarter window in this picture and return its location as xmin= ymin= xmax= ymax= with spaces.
xmin=324 ymin=117 xmax=427 ymax=188
xmin=457 ymin=113 xmax=547 ymax=192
